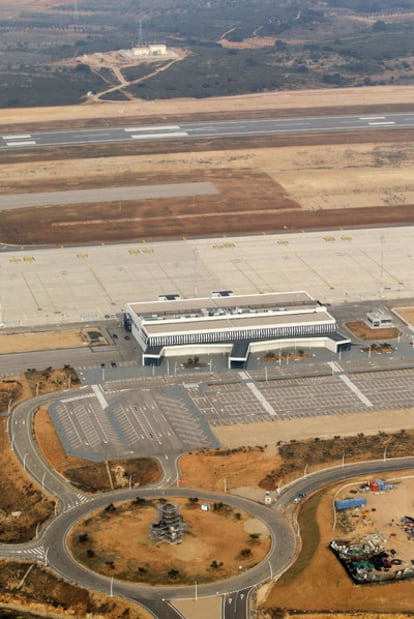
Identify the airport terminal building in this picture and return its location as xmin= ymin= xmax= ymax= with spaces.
xmin=125 ymin=291 xmax=350 ymax=368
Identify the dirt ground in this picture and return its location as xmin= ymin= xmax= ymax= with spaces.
xmin=0 ymin=375 xmax=31 ymax=411
xmin=0 ymin=328 xmax=104 ymax=354
xmin=35 ymin=407 xmax=162 ymax=491
xmin=70 ymin=497 xmax=270 ymax=585
xmin=2 ymin=138 xmax=414 ymax=244
xmin=0 ymin=560 xmax=151 ymax=619
xmin=1 ymin=85 xmax=413 ymax=126
xmin=263 ymin=475 xmax=414 ymax=613
xmin=345 ymin=321 xmax=400 ymax=341
xmin=334 ymin=476 xmax=414 ymax=569
xmin=179 ymin=446 xmax=281 ymax=494
xmin=1 ymin=86 xmax=414 ymax=244
xmin=212 ymin=407 xmax=414 ymax=450
xmin=393 ymin=306 xmax=414 ymax=327
xmin=0 ymin=417 xmax=54 ymax=543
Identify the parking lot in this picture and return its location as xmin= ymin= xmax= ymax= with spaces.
xmin=48 ymin=363 xmax=414 ymax=460
xmin=49 ymin=382 xmax=216 ymax=461
xmin=189 ymin=366 xmax=414 ymax=426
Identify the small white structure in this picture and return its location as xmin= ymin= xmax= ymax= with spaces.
xmin=366 ymin=311 xmax=393 ymax=329
xmin=132 ymin=44 xmax=167 ymax=57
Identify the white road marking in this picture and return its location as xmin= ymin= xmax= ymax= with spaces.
xmin=328 ymin=362 xmax=372 ymax=407
xmin=2 ymin=133 xmax=32 ymax=139
xmin=368 ymin=121 xmax=395 ymax=126
xmin=124 ymin=125 xmax=180 ymax=132
xmin=131 ymin=132 xmax=188 ymax=139
xmin=91 ymin=384 xmax=109 ymax=410
xmin=6 ymin=141 xmax=36 ymax=147
xmin=359 ymin=116 xmax=385 ymax=120
xmin=238 ymin=371 xmax=278 ymax=417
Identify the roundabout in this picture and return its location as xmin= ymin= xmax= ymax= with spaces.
xmin=4 ymin=389 xmax=414 ymax=619
xmin=69 ymin=496 xmax=271 ymax=586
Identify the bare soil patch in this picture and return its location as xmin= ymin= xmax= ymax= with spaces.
xmin=179 ymin=446 xmax=280 ymax=494
xmin=179 ymin=430 xmax=414 ymax=494
xmin=1 ymin=85 xmax=413 ymax=128
xmin=0 ymin=328 xmax=90 ymax=354
xmin=0 ymin=560 xmax=151 ymax=619
xmin=2 ymin=134 xmax=414 ymax=244
xmin=0 ymin=417 xmax=53 ymax=543
xmin=24 ymin=366 xmax=80 ymax=395
xmin=393 ymin=305 xmax=414 ymax=327
xmin=345 ymin=321 xmax=401 ymax=341
xmin=0 ymin=375 xmax=31 ymax=412
xmin=35 ymin=407 xmax=162 ymax=492
xmin=70 ymin=497 xmax=270 ymax=585
xmin=262 ymin=476 xmax=414 ymax=614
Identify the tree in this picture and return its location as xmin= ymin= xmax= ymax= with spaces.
xmin=78 ymin=533 xmax=89 ymax=543
xmin=168 ymin=568 xmax=180 ymax=579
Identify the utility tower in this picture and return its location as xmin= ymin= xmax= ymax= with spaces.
xmin=137 ymin=19 xmax=144 ymax=47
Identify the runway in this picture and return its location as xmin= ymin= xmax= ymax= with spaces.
xmin=0 ymin=111 xmax=413 ymax=150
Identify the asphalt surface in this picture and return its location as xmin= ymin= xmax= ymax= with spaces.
xmin=0 ymin=112 xmax=412 ymax=150
xmin=3 ymin=386 xmax=414 ymax=619
xmin=0 ymin=182 xmax=219 ymax=211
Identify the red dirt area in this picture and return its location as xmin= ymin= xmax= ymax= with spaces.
xmin=0 ymin=168 xmax=301 ymax=245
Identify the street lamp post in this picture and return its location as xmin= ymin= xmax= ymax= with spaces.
xmin=383 ymin=446 xmax=387 ymax=461
xmin=304 ymin=463 xmax=308 ymax=478
xmin=268 ymin=560 xmax=273 ymax=580
xmin=41 ymin=472 xmax=46 ymax=489
xmin=110 ymin=576 xmax=114 ymax=597
xmin=8 ymin=397 xmax=13 ymax=414
xmin=23 ymin=453 xmax=28 ymax=470
xmin=194 ymin=580 xmax=198 ymax=601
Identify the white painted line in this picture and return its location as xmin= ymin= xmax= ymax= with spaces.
xmin=91 ymin=384 xmax=109 ymax=409
xmin=328 ymin=362 xmax=372 ymax=407
xmin=368 ymin=121 xmax=395 ymax=126
xmin=61 ymin=393 xmax=94 ymax=403
xmin=124 ymin=125 xmax=180 ymax=132
xmin=131 ymin=131 xmax=188 ymax=139
xmin=359 ymin=116 xmax=385 ymax=120
xmin=2 ymin=133 xmax=32 ymax=139
xmin=6 ymin=140 xmax=36 ymax=147
xmin=238 ymin=371 xmax=278 ymax=417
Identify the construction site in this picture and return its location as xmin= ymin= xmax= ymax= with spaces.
xmin=331 ymin=477 xmax=414 ymax=584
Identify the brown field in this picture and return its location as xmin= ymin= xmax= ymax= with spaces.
xmin=345 ymin=321 xmax=401 ymax=341
xmin=262 ymin=476 xmax=414 ymax=614
xmin=69 ymin=496 xmax=270 ymax=585
xmin=0 ymin=86 xmax=414 ymax=245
